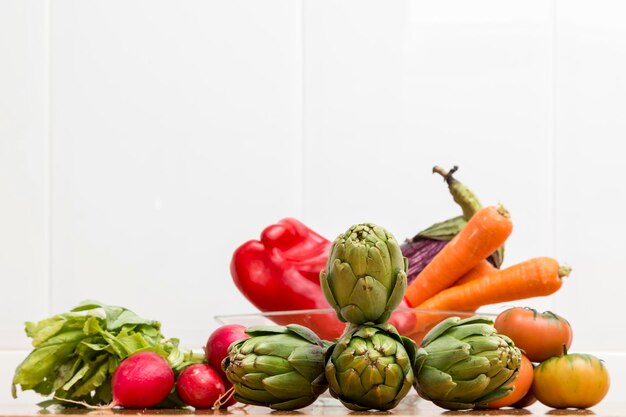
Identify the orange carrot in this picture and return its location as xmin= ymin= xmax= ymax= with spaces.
xmin=404 ymin=261 xmax=496 ymax=346
xmin=454 ymin=260 xmax=497 ymax=286
xmin=408 ymin=256 xmax=571 ymax=336
xmin=405 ymin=204 xmax=513 ymax=308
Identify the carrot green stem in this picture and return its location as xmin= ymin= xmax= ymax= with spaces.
xmin=558 ymin=265 xmax=572 ymax=278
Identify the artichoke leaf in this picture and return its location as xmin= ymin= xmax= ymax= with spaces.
xmin=288 ymin=346 xmax=325 ymax=380
xmin=362 ymin=384 xmax=398 ymax=410
xmin=241 ymin=372 xmax=267 ymax=390
xmin=446 ymin=374 xmax=491 ymax=402
xmin=446 ymin=356 xmax=492 ymax=380
xmin=235 ymin=384 xmax=278 ymax=404
xmin=244 ymin=326 xmax=289 ymax=336
xmin=271 ymin=396 xmax=317 ymax=411
xmin=337 ymin=368 xmax=366 ymax=400
xmin=382 ymin=362 xmax=404 ymax=388
xmin=251 ymin=355 xmax=293 ymax=376
xmin=285 ymin=324 xmax=322 ymax=345
xmin=329 ymin=261 xmax=360 ymax=307
xmin=335 ymin=350 xmax=368 ymax=374
xmin=372 ymin=333 xmax=397 ymax=356
xmin=263 ymin=372 xmax=314 ymax=399
xmin=361 ymin=364 xmax=384 ymax=392
xmin=253 ymin=338 xmax=309 ymax=358
xmin=383 ymin=271 xmax=407 ymax=323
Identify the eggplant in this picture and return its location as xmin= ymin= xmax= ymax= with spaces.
xmin=401 ymin=166 xmax=504 ymax=284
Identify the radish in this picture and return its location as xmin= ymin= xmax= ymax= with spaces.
xmin=111 ymin=351 xmax=174 ymax=408
xmin=176 ymin=364 xmax=225 ymax=409
xmin=204 ymin=324 xmax=248 ymax=407
xmin=205 ymin=324 xmax=248 ymax=379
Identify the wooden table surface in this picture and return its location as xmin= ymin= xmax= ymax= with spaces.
xmin=2 ymin=397 xmax=625 ymax=417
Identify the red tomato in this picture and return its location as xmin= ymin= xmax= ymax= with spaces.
xmin=494 ymin=307 xmax=572 ymax=362
xmin=485 ymin=354 xmax=534 ymax=409
xmin=512 ymin=390 xmax=537 ymax=409
xmin=533 ymin=353 xmax=610 ymax=409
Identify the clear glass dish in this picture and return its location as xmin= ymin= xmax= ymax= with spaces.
xmin=215 ymin=307 xmax=496 ymax=344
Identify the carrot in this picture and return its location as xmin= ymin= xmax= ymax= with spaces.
xmin=404 ymin=204 xmax=513 ymax=308
xmin=403 ymin=260 xmax=496 ymax=346
xmin=454 ymin=260 xmax=497 ymax=286
xmin=408 ymin=256 xmax=571 ymax=336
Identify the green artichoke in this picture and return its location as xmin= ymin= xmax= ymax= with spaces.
xmin=325 ymin=323 xmax=417 ymax=411
xmin=413 ymin=316 xmax=521 ymax=410
xmin=222 ymin=324 xmax=328 ymax=410
xmin=320 ymin=223 xmax=407 ymax=324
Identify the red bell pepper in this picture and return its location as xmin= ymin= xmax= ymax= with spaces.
xmin=230 ymin=218 xmax=345 ymax=340
xmin=230 ymin=218 xmax=416 ymax=340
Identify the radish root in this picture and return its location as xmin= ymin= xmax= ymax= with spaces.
xmin=213 ymin=386 xmax=235 ymax=409
xmin=52 ymin=396 xmax=116 ymax=410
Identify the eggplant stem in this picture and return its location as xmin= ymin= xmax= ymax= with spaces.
xmin=432 ymin=165 xmax=459 ymax=184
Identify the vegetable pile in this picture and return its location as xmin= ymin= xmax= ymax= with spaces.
xmin=12 ymin=165 xmax=611 ymax=412
xmin=11 ymin=300 xmax=203 ymax=408
xmin=491 ymin=307 xmax=610 ymax=409
xmin=12 ymin=301 xmax=245 ymax=410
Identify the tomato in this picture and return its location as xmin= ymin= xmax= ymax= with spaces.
xmin=512 ymin=390 xmax=537 ymax=409
xmin=484 ymin=354 xmax=534 ymax=409
xmin=494 ymin=307 xmax=572 ymax=362
xmin=533 ymin=353 xmax=610 ymax=409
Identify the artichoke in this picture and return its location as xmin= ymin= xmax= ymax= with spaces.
xmin=325 ymin=323 xmax=417 ymax=411
xmin=222 ymin=324 xmax=328 ymax=410
xmin=320 ymin=223 xmax=407 ymax=324
xmin=413 ymin=316 xmax=521 ymax=410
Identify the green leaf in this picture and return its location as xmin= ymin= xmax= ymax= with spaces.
xmin=417 ymin=216 xmax=466 ymax=241
xmin=83 ymin=316 xmax=103 ymax=336
xmin=25 ymin=317 xmax=67 ymax=346
xmin=167 ymin=346 xmax=185 ymax=370
xmin=71 ymin=300 xmax=107 ymax=312
xmin=71 ymin=357 xmax=110 ymax=398
xmin=92 ymin=375 xmax=113 ymax=405
xmin=71 ymin=300 xmax=160 ymax=331
xmin=114 ymin=332 xmax=152 ymax=355
xmin=62 ymin=361 xmax=90 ymax=391
xmin=37 ymin=330 xmax=87 ymax=348
xmin=52 ymin=356 xmax=82 ymax=391
xmin=13 ymin=343 xmax=78 ymax=389
xmin=102 ymin=305 xmax=160 ymax=331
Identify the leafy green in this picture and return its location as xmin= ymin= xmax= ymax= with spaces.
xmin=12 ymin=301 xmax=204 ymax=407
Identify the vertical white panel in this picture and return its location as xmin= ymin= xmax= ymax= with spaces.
xmin=0 ymin=352 xmax=43 ymax=405
xmin=50 ymin=0 xmax=302 ymax=349
xmin=0 ymin=1 xmax=49 ymax=350
xmin=304 ymin=1 xmax=554 ymax=312
xmin=555 ymin=0 xmax=626 ymax=351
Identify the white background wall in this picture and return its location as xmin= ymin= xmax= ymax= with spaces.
xmin=2 ymin=0 xmax=626 ymax=407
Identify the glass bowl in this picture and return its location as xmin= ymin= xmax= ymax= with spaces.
xmin=215 ymin=307 xmax=497 ymax=345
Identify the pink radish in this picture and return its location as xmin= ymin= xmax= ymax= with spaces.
xmin=111 ymin=351 xmax=174 ymax=408
xmin=204 ymin=324 xmax=248 ymax=407
xmin=176 ymin=364 xmax=225 ymax=409
xmin=204 ymin=324 xmax=248 ymax=379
